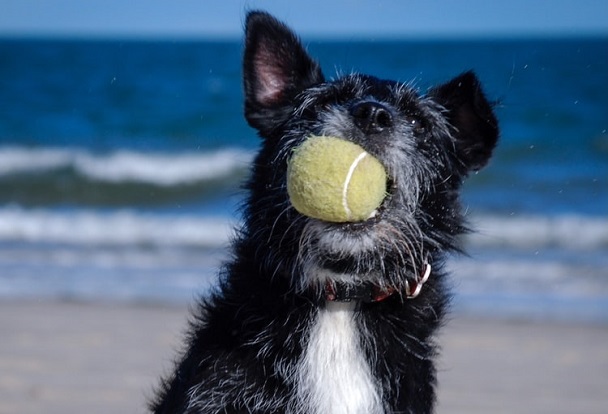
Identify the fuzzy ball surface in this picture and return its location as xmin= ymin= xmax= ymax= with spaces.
xmin=287 ymin=135 xmax=387 ymax=222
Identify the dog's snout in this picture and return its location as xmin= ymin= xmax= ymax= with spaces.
xmin=350 ymin=101 xmax=393 ymax=134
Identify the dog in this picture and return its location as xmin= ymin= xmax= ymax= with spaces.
xmin=150 ymin=11 xmax=498 ymax=414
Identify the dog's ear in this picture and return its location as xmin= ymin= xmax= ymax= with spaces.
xmin=243 ymin=11 xmax=324 ymax=135
xmin=429 ymin=71 xmax=499 ymax=172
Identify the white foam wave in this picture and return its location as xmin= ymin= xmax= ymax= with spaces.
xmin=449 ymin=256 xmax=607 ymax=295
xmin=0 ymin=206 xmax=235 ymax=247
xmin=0 ymin=206 xmax=605 ymax=250
xmin=0 ymin=146 xmax=254 ymax=185
xmin=468 ymin=214 xmax=608 ymax=250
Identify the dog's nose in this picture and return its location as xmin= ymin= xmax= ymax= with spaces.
xmin=350 ymin=101 xmax=393 ymax=134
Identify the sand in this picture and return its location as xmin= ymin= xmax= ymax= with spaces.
xmin=1 ymin=300 xmax=607 ymax=414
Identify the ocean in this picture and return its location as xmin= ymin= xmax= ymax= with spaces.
xmin=1 ymin=37 xmax=606 ymax=322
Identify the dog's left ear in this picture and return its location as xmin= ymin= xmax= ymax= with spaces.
xmin=243 ymin=11 xmax=325 ymax=135
xmin=429 ymin=71 xmax=499 ymax=172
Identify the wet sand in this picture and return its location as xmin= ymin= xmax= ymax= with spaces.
xmin=1 ymin=300 xmax=606 ymax=413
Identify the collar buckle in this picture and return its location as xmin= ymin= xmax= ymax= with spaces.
xmin=404 ymin=262 xmax=432 ymax=299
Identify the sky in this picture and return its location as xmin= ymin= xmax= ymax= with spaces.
xmin=0 ymin=0 xmax=607 ymax=39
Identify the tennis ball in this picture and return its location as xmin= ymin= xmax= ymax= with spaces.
xmin=287 ymin=135 xmax=387 ymax=222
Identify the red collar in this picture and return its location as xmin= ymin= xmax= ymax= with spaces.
xmin=324 ymin=263 xmax=432 ymax=303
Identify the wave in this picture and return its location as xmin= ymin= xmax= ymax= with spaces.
xmin=467 ymin=214 xmax=608 ymax=250
xmin=0 ymin=206 xmax=235 ymax=247
xmin=0 ymin=206 xmax=606 ymax=250
xmin=0 ymin=146 xmax=254 ymax=186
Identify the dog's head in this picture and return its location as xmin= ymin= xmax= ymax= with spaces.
xmin=241 ymin=11 xmax=498 ymax=300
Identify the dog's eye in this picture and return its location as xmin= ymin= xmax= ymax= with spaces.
xmin=300 ymin=98 xmax=334 ymax=119
xmin=408 ymin=116 xmax=426 ymax=134
xmin=313 ymin=98 xmax=336 ymax=112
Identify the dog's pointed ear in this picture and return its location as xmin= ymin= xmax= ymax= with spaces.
xmin=243 ymin=11 xmax=324 ymax=134
xmin=429 ymin=71 xmax=499 ymax=172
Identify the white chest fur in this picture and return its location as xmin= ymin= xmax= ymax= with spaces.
xmin=294 ymin=301 xmax=383 ymax=414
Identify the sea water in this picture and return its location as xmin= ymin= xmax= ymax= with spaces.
xmin=0 ymin=38 xmax=606 ymax=322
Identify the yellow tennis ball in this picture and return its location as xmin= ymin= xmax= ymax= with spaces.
xmin=287 ymin=135 xmax=387 ymax=222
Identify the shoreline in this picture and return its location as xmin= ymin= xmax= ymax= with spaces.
xmin=1 ymin=300 xmax=607 ymax=414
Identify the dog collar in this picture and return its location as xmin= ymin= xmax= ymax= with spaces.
xmin=324 ymin=262 xmax=431 ymax=303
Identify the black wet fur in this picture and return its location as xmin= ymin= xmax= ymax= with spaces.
xmin=150 ymin=11 xmax=498 ymax=414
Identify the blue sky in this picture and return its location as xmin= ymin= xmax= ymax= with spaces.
xmin=1 ymin=0 xmax=607 ymax=39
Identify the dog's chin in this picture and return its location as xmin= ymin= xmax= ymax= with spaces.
xmin=304 ymin=182 xmax=399 ymax=255
xmin=299 ymin=202 xmax=399 ymax=279
xmin=306 ymin=208 xmax=387 ymax=259
xmin=294 ymin=177 xmax=426 ymax=296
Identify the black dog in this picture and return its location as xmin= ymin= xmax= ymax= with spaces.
xmin=151 ymin=11 xmax=498 ymax=414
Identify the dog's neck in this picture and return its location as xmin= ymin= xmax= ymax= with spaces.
xmin=320 ymin=262 xmax=432 ymax=303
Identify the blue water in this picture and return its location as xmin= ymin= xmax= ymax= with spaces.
xmin=1 ymin=37 xmax=606 ymax=322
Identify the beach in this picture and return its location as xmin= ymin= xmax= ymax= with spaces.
xmin=1 ymin=300 xmax=607 ymax=414
xmin=0 ymin=31 xmax=606 ymax=414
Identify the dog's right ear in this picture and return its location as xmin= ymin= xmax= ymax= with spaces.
xmin=243 ymin=11 xmax=324 ymax=135
xmin=429 ymin=71 xmax=499 ymax=173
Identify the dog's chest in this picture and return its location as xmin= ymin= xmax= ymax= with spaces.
xmin=294 ymin=301 xmax=383 ymax=414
